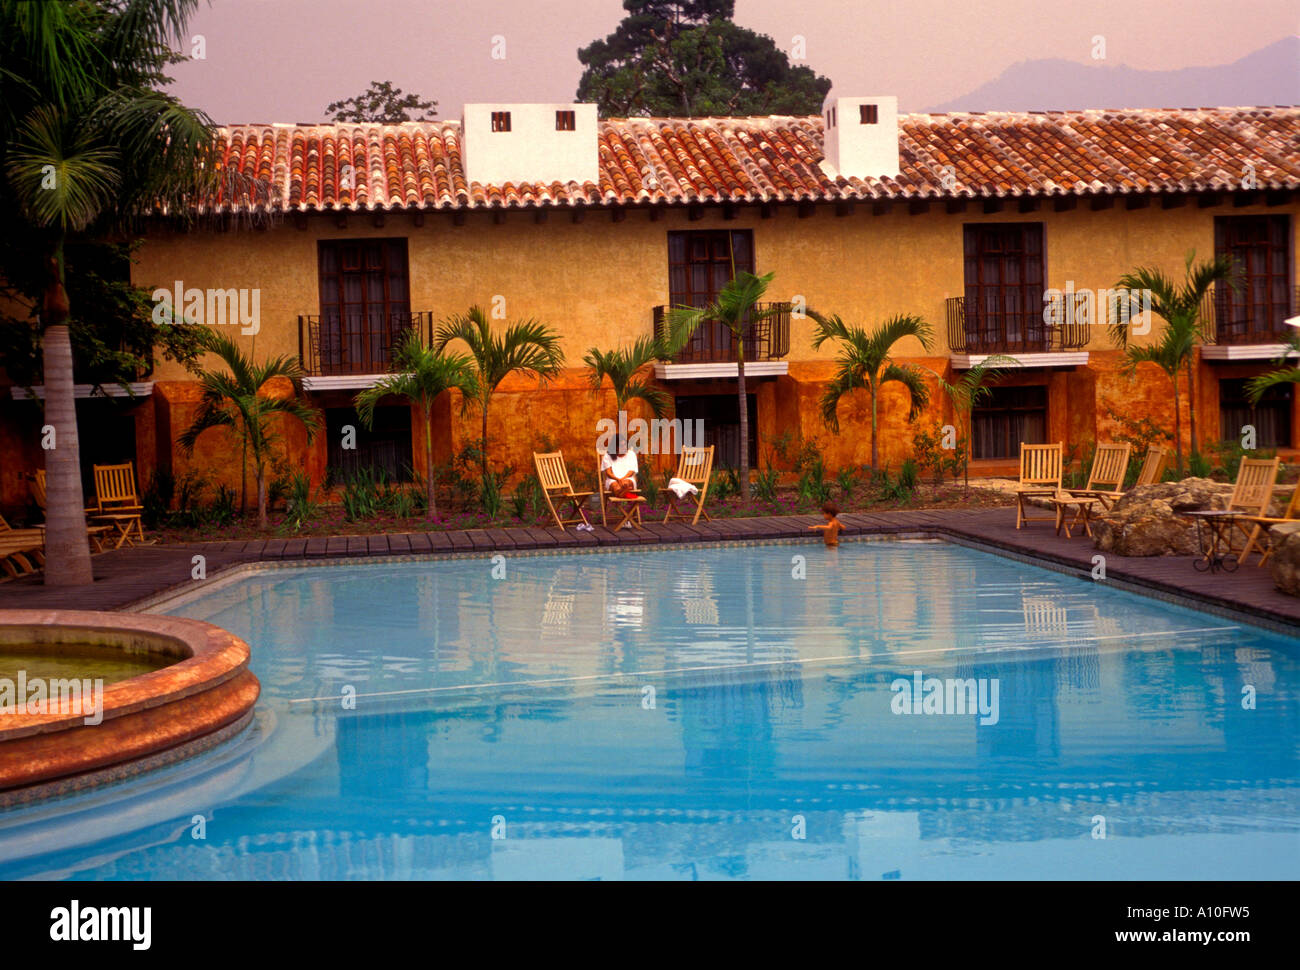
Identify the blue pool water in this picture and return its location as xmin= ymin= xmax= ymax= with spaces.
xmin=1 ymin=540 xmax=1297 ymax=880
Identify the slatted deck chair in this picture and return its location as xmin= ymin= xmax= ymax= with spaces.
xmin=662 ymin=445 xmax=715 ymax=525
xmin=1052 ymin=442 xmax=1132 ymax=538
xmin=1133 ymin=445 xmax=1173 ymax=488
xmin=1226 ymin=457 xmax=1281 ymax=560
xmin=533 ymin=452 xmax=594 ymax=531
xmin=1014 ymin=443 xmax=1064 ymax=529
xmin=0 ymin=532 xmax=45 ymax=580
xmin=88 ymin=462 xmax=148 ymax=548
xmin=596 ymin=449 xmax=647 ymax=531
xmin=30 ymin=470 xmax=113 ymax=552
xmin=1237 ymin=484 xmax=1300 ymax=566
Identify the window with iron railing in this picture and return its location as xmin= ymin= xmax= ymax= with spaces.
xmin=961 ymin=223 xmax=1048 ymax=353
xmin=315 ymin=239 xmax=413 ymax=374
xmin=1212 ymin=215 xmax=1294 ymax=343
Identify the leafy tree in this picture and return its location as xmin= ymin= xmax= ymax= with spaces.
xmin=179 ymin=332 xmax=320 ymax=530
xmin=808 ymin=311 xmax=934 ymax=474
xmin=1 ymin=0 xmax=223 ymax=585
xmin=584 ymin=335 xmax=671 ymax=425
xmin=1109 ymin=252 xmax=1239 ymax=476
xmin=665 ymin=271 xmax=779 ymax=499
xmin=577 ymin=1 xmax=831 ymax=117
xmin=326 ymin=81 xmax=438 ymax=123
xmin=434 ymin=307 xmax=566 ymax=478
xmin=354 ymin=330 xmax=479 ymax=518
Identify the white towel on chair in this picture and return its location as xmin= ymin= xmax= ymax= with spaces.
xmin=667 ymin=477 xmax=698 ymax=498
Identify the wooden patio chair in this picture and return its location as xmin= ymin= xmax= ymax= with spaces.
xmin=595 ymin=449 xmax=647 ymax=531
xmin=30 ymin=470 xmax=113 ymax=552
xmin=1236 ymin=484 xmax=1300 ymax=566
xmin=533 ymin=452 xmax=593 ymax=531
xmin=1133 ymin=445 xmax=1173 ymax=488
xmin=88 ymin=462 xmax=148 ymax=548
xmin=1052 ymin=442 xmax=1132 ymax=538
xmin=0 ymin=532 xmax=45 ymax=580
xmin=1014 ymin=443 xmax=1064 ymax=529
xmin=1227 ymin=457 xmax=1281 ymax=560
xmin=662 ymin=445 xmax=715 ymax=525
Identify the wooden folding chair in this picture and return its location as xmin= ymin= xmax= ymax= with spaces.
xmin=596 ymin=449 xmax=648 ymax=531
xmin=1133 ymin=445 xmax=1172 ymax=487
xmin=89 ymin=462 xmax=148 ymax=548
xmin=0 ymin=533 xmax=45 ymax=579
xmin=533 ymin=452 xmax=593 ymax=531
xmin=1236 ymin=484 xmax=1300 ymax=566
xmin=662 ymin=446 xmax=715 ymax=525
xmin=1228 ymin=457 xmax=1280 ymax=560
xmin=1014 ymin=443 xmax=1063 ymax=529
xmin=30 ymin=469 xmax=113 ymax=552
xmin=1053 ymin=442 xmax=1131 ymax=538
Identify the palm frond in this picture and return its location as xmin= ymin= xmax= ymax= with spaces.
xmin=879 ymin=363 xmax=931 ymax=419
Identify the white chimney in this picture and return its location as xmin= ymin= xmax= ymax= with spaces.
xmin=461 ymin=103 xmax=599 ymax=186
xmin=819 ymin=92 xmax=899 ymax=181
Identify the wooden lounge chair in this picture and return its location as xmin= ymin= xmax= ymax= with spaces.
xmin=0 ymin=532 xmax=45 ymax=579
xmin=29 ymin=470 xmax=113 ymax=552
xmin=1052 ymin=442 xmax=1132 ymax=538
xmin=88 ymin=462 xmax=148 ymax=548
xmin=662 ymin=445 xmax=715 ymax=526
xmin=1237 ymin=484 xmax=1300 ymax=566
xmin=1014 ymin=443 xmax=1064 ymax=529
xmin=1226 ymin=457 xmax=1281 ymax=560
xmin=533 ymin=452 xmax=594 ymax=531
xmin=595 ymin=449 xmax=647 ymax=531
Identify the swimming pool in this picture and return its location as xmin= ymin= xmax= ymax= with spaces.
xmin=1 ymin=540 xmax=1296 ymax=880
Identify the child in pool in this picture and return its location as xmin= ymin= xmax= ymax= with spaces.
xmin=810 ymin=501 xmax=843 ymax=546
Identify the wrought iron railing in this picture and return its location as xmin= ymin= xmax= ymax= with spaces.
xmin=945 ymin=296 xmax=1088 ymax=354
xmin=1199 ymin=284 xmax=1299 ymax=345
xmin=653 ymin=302 xmax=792 ymax=364
xmin=298 ymin=310 xmax=434 ymax=376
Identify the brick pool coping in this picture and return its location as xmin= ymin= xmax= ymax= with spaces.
xmin=1 ymin=507 xmax=1297 ymax=631
xmin=0 ymin=611 xmax=260 ymax=797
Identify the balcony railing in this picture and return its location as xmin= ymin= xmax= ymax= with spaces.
xmin=946 ymin=296 xmax=1088 ymax=355
xmin=298 ymin=310 xmax=434 ymax=376
xmin=1200 ymin=285 xmax=1299 ymax=345
xmin=653 ymin=302 xmax=791 ymax=365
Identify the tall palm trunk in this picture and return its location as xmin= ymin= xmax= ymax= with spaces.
xmin=422 ymin=400 xmax=437 ymax=517
xmin=1186 ymin=355 xmax=1199 ymax=462
xmin=1171 ymin=370 xmax=1184 ymax=476
xmin=869 ymin=378 xmax=879 ymax=474
xmin=480 ymin=397 xmax=490 ymax=479
xmin=40 ymin=249 xmax=93 ymax=585
xmin=736 ymin=351 xmax=750 ymax=500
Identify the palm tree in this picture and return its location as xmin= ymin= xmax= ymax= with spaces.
xmin=179 ymin=333 xmax=320 ymax=530
xmin=808 ymin=311 xmax=934 ymax=474
xmin=355 ymin=329 xmax=479 ymax=517
xmin=1 ymin=0 xmax=221 ymax=585
xmin=664 ymin=271 xmax=778 ymax=499
xmin=935 ymin=354 xmax=1020 ymax=490
xmin=1245 ymin=329 xmax=1300 ymax=405
xmin=1110 ymin=252 xmax=1239 ymax=475
xmin=434 ymin=306 xmax=565 ymax=478
xmin=584 ymin=334 xmax=671 ymax=427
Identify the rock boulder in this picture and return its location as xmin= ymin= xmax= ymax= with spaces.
xmin=1091 ymin=478 xmax=1233 ymax=557
xmin=1268 ymin=521 xmax=1300 ymax=597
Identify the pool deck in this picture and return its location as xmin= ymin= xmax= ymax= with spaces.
xmin=1 ymin=508 xmax=1297 ymax=629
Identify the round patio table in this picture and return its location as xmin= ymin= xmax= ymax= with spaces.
xmin=1176 ymin=509 xmax=1241 ymax=573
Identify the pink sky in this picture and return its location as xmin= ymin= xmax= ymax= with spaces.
xmin=167 ymin=0 xmax=1298 ymax=123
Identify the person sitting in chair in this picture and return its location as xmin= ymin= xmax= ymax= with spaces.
xmin=601 ymin=448 xmax=640 ymax=499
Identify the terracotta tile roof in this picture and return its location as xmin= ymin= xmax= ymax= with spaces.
xmin=207 ymin=106 xmax=1300 ymax=213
